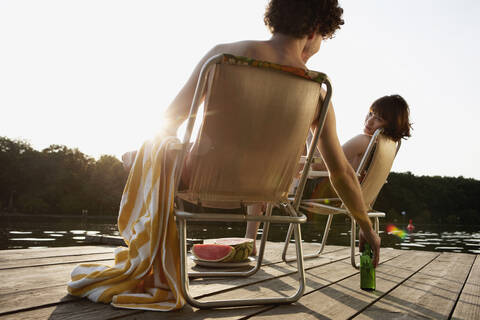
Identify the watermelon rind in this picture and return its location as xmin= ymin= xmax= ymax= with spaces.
xmin=212 ymin=238 xmax=254 ymax=262
xmin=220 ymin=247 xmax=236 ymax=262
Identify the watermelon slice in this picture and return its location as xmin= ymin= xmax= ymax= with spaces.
xmin=212 ymin=238 xmax=254 ymax=262
xmin=192 ymin=244 xmax=235 ymax=262
xmin=213 ymin=238 xmax=254 ymax=246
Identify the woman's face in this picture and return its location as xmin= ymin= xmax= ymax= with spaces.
xmin=364 ymin=110 xmax=387 ymax=135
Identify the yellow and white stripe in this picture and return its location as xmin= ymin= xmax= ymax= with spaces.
xmin=67 ymin=135 xmax=185 ymax=311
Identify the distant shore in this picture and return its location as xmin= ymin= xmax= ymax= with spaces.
xmin=0 ymin=212 xmax=117 ymax=220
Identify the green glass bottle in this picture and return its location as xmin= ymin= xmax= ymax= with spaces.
xmin=360 ymin=243 xmax=376 ymax=291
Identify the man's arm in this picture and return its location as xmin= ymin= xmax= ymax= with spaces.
xmin=317 ymin=106 xmax=381 ymax=267
xmin=162 ymin=46 xmax=223 ymax=134
xmin=122 ymin=46 xmax=224 ymax=170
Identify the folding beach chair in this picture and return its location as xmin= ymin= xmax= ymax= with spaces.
xmin=282 ymin=128 xmax=400 ymax=268
xmin=172 ymin=54 xmax=332 ymax=308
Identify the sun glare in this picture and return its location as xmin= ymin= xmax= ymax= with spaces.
xmin=175 ymin=103 xmax=204 ymax=143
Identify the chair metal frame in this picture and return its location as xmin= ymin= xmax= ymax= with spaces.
xmin=171 ymin=54 xmax=333 ymax=308
xmin=282 ymin=128 xmax=400 ymax=268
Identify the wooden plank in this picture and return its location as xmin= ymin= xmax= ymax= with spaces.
xmin=0 ymin=253 xmax=114 ymax=270
xmin=0 ymin=241 xmax=339 ymax=270
xmin=0 ymin=240 xmax=336 ymax=270
xmin=355 ymin=252 xmax=475 ymax=320
xmin=2 ymin=248 xmax=398 ymax=320
xmin=446 ymin=255 xmax=480 ymax=320
xmin=116 ymin=248 xmax=405 ymax=319
xmin=195 ymin=247 xmax=403 ymax=302
xmin=189 ymin=246 xmax=353 ymax=298
xmin=0 ymin=262 xmax=98 ymax=296
xmin=0 ymin=300 xmax=141 ymax=320
xmin=0 ymin=299 xmax=268 ymax=320
xmin=0 ymin=285 xmax=80 ymax=316
xmin=0 ymin=243 xmax=344 ymax=315
xmin=0 ymin=247 xmax=349 ymax=315
xmin=250 ymin=250 xmax=439 ymax=320
xmin=0 ymin=246 xmax=115 ymax=262
xmin=7 ymin=249 xmax=476 ymax=320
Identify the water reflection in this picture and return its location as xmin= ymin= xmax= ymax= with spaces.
xmin=1 ymin=214 xmax=479 ymax=254
xmin=395 ymin=230 xmax=480 ymax=254
xmin=1 ymin=214 xmax=118 ymax=249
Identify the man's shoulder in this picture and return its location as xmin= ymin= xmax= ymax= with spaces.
xmin=211 ymin=40 xmax=266 ymax=57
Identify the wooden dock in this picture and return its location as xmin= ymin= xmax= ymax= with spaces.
xmin=0 ymin=242 xmax=478 ymax=319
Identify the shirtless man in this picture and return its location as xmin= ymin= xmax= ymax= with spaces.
xmin=128 ymin=0 xmax=381 ymax=267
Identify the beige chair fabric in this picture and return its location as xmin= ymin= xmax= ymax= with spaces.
xmin=173 ymin=53 xmax=332 ymax=309
xmin=180 ymin=63 xmax=321 ymax=204
xmin=359 ymin=133 xmax=397 ymax=208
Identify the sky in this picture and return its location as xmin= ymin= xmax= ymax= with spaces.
xmin=1 ymin=0 xmax=479 ymax=179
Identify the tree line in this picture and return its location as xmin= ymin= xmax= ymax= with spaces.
xmin=1 ymin=136 xmax=479 ymax=224
xmin=375 ymin=172 xmax=480 ymax=225
xmin=0 ymin=137 xmax=127 ymax=216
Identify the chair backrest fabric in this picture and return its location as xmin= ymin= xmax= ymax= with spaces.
xmin=360 ymin=133 xmax=398 ymax=207
xmin=181 ymin=57 xmax=324 ymax=204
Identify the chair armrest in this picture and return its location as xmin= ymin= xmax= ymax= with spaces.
xmin=307 ymin=170 xmax=329 ymax=178
xmin=301 ymin=197 xmax=342 ymax=203
xmin=299 ymin=156 xmax=324 ymax=164
xmin=296 ymin=169 xmax=328 ymax=178
xmin=299 ymin=201 xmax=348 ymax=215
xmin=367 ymin=211 xmax=386 ymax=218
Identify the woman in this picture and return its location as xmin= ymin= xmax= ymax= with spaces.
xmin=306 ymin=94 xmax=412 ymax=199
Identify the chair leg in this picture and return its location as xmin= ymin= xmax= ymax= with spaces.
xmin=281 ymin=223 xmax=294 ymax=262
xmin=187 ymin=204 xmax=272 ymax=279
xmin=178 ymin=217 xmax=195 ymax=305
xmin=180 ymin=203 xmax=306 ymax=309
xmin=255 ymin=203 xmax=272 ymax=267
xmin=350 ymin=218 xmax=360 ymax=269
xmin=284 ymin=202 xmax=306 ymax=293
xmin=282 ymin=214 xmax=333 ymax=263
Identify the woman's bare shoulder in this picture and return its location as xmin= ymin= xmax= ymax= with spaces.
xmin=343 ymin=134 xmax=371 ymax=155
xmin=356 ymin=134 xmax=372 ymax=143
xmin=347 ymin=134 xmax=371 ymax=144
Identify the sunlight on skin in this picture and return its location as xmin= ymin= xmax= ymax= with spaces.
xmin=175 ymin=104 xmax=204 ymax=142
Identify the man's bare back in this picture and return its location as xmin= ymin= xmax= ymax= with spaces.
xmin=209 ymin=39 xmax=308 ymax=69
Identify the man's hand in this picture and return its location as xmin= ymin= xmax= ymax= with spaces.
xmin=359 ymin=228 xmax=381 ymax=268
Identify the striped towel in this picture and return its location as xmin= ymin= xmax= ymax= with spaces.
xmin=67 ymin=135 xmax=185 ymax=311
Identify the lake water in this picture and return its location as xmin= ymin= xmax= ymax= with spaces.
xmin=1 ymin=214 xmax=480 ymax=254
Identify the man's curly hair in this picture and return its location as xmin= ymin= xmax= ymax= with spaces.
xmin=264 ymin=0 xmax=344 ymax=39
